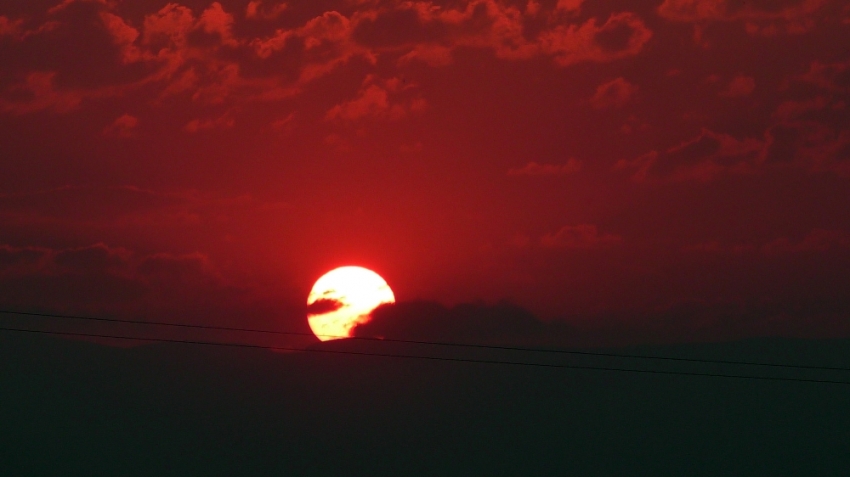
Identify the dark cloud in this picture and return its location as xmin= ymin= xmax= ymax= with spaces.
xmin=0 ymin=186 xmax=292 ymax=239
xmin=539 ymin=12 xmax=652 ymax=66
xmin=102 ymin=113 xmax=138 ymax=137
xmin=184 ymin=111 xmax=235 ymax=132
xmin=352 ymin=5 xmax=446 ymax=48
xmin=762 ymin=125 xmax=801 ymax=163
xmin=354 ymin=300 xmax=575 ymax=345
xmin=245 ymin=1 xmax=288 ymax=21
xmin=136 ymin=252 xmax=215 ymax=282
xmin=325 ymin=76 xmax=427 ymax=121
xmin=590 ymin=77 xmax=637 ymax=109
xmin=684 ymin=228 xmax=850 ymax=256
xmin=0 ymin=245 xmax=46 ymax=270
xmin=719 ymin=74 xmax=755 ymax=97
xmin=657 ymin=0 xmax=831 ymax=35
xmin=762 ymin=228 xmax=850 ymax=254
xmin=507 ymin=158 xmax=582 ymax=175
xmin=0 ymin=241 xmax=305 ymax=344
xmin=306 ymin=297 xmax=343 ymax=315
xmin=768 ymin=59 xmax=850 ymax=176
xmin=795 ymin=59 xmax=850 ymax=92
xmin=0 ymin=1 xmax=655 ymax=116
xmin=0 ymin=243 xmax=146 ymax=311
xmin=352 ymin=297 xmax=850 ymax=349
xmin=615 ymin=128 xmax=765 ymax=183
xmin=53 ymin=243 xmax=128 ymax=272
xmin=0 ymin=186 xmax=182 ymax=222
xmin=540 ymin=224 xmax=622 ymax=249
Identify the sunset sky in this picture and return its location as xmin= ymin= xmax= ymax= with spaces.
xmin=2 ymin=0 xmax=850 ymax=345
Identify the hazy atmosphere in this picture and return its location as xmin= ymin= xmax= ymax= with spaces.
xmin=2 ymin=0 xmax=850 ymax=475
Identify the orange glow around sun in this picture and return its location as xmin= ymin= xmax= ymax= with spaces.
xmin=307 ymin=266 xmax=395 ymax=341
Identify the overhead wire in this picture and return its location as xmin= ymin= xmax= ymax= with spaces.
xmin=1 ymin=325 xmax=849 ymax=385
xmin=2 ymin=308 xmax=850 ymax=373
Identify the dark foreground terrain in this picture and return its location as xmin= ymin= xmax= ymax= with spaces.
xmin=2 ymin=332 xmax=849 ymax=476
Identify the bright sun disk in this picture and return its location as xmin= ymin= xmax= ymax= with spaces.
xmin=306 ymin=266 xmax=395 ymax=341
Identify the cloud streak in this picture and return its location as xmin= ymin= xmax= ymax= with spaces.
xmin=541 ymin=225 xmax=622 ymax=249
xmin=508 ymin=159 xmax=582 ymax=176
xmin=0 ymin=1 xmax=654 ymax=116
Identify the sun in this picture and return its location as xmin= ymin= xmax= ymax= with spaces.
xmin=307 ymin=266 xmax=395 ymax=341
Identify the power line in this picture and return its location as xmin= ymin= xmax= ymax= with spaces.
xmin=1 ymin=325 xmax=849 ymax=386
xmin=3 ymin=308 xmax=850 ymax=373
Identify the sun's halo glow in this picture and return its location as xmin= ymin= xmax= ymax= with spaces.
xmin=307 ymin=266 xmax=394 ymax=341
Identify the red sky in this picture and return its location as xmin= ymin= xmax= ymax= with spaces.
xmin=1 ymin=0 xmax=850 ymax=344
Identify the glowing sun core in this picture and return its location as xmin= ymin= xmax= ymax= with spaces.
xmin=307 ymin=266 xmax=395 ymax=341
